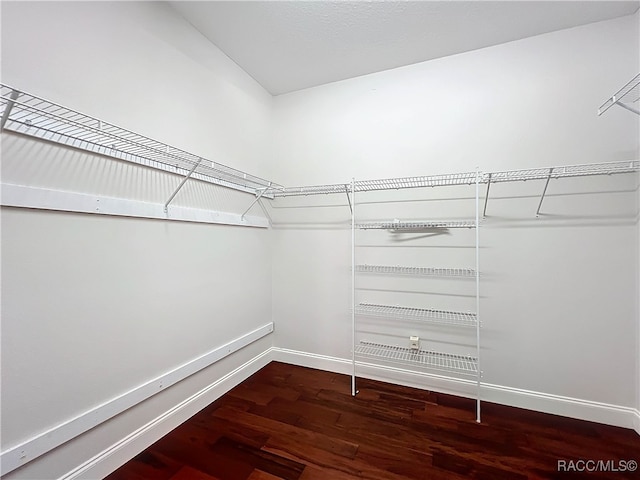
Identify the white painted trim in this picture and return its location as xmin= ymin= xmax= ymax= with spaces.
xmin=60 ymin=347 xmax=275 ymax=480
xmin=0 ymin=323 xmax=274 ymax=476
xmin=273 ymin=348 xmax=640 ymax=432
xmin=481 ymin=382 xmax=639 ymax=430
xmin=0 ymin=183 xmax=269 ymax=228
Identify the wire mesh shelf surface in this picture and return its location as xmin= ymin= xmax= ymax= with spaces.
xmin=598 ymin=73 xmax=640 ymax=116
xmin=357 ymin=220 xmax=476 ymax=230
xmin=355 ymin=172 xmax=478 ymax=191
xmin=355 ymin=264 xmax=476 ymax=277
xmin=0 ymin=84 xmax=282 ymax=196
xmin=355 ymin=341 xmax=478 ymax=375
xmin=266 ymin=172 xmax=478 ymax=197
xmin=266 ymin=161 xmax=638 ymax=198
xmin=488 ymin=160 xmax=640 ymax=183
xmin=270 ymin=183 xmax=350 ymax=197
xmin=356 ymin=303 xmax=477 ymax=327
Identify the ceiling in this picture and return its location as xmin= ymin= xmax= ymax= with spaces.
xmin=169 ymin=1 xmax=639 ymax=96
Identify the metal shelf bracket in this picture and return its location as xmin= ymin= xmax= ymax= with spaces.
xmin=344 ymin=184 xmax=353 ymax=214
xmin=482 ymin=173 xmax=492 ymax=218
xmin=598 ymin=74 xmax=640 ymax=116
xmin=0 ymin=89 xmax=19 ymax=131
xmin=536 ymin=168 xmax=553 ymax=217
xmin=164 ymin=158 xmax=202 ymax=212
xmin=241 ymin=182 xmax=271 ymax=220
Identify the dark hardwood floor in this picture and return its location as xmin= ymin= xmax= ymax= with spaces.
xmin=105 ymin=362 xmax=640 ymax=479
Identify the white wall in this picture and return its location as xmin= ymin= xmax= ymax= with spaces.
xmin=1 ymin=1 xmax=275 ymax=478
xmin=270 ymin=12 xmax=640 ymax=423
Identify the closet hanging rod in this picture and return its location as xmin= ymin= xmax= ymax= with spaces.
xmin=0 ymin=84 xmax=282 ymax=197
xmin=598 ymin=73 xmax=640 ymax=116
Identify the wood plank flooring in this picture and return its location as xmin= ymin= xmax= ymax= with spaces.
xmin=106 ymin=362 xmax=640 ymax=480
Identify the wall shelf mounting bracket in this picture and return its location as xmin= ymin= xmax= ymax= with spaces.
xmin=164 ymin=158 xmax=202 ymax=212
xmin=241 ymin=182 xmax=271 ymax=220
xmin=482 ymin=173 xmax=492 ymax=218
xmin=598 ymin=73 xmax=640 ymax=116
xmin=536 ymin=168 xmax=553 ymax=217
xmin=0 ymin=89 xmax=19 ymax=131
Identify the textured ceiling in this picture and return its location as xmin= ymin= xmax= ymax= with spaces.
xmin=169 ymin=1 xmax=639 ymax=95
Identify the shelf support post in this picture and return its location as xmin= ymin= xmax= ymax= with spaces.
xmin=1 ymin=90 xmax=20 ymax=132
xmin=351 ymin=178 xmax=358 ymax=397
xmin=536 ymin=168 xmax=553 ymax=217
xmin=475 ymin=168 xmax=481 ymax=423
xmin=241 ymin=182 xmax=270 ymax=220
xmin=482 ymin=173 xmax=492 ymax=218
xmin=164 ymin=158 xmax=202 ymax=212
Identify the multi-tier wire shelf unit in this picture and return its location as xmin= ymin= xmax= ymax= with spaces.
xmin=266 ymin=171 xmax=484 ymax=422
xmin=351 ymin=172 xmax=482 ymax=423
xmin=263 ymin=161 xmax=640 ymax=424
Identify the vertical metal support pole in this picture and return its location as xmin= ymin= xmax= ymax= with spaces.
xmin=164 ymin=158 xmax=202 ymax=211
xmin=241 ymin=182 xmax=270 ymax=220
xmin=1 ymin=90 xmax=20 ymax=131
xmin=351 ymin=178 xmax=357 ymax=396
xmin=475 ymin=168 xmax=481 ymax=424
xmin=482 ymin=173 xmax=492 ymax=218
xmin=536 ymin=168 xmax=553 ymax=217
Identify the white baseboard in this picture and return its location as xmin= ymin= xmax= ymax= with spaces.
xmin=1 ymin=323 xmax=273 ymax=477
xmin=273 ymin=347 xmax=640 ymax=432
xmin=61 ymin=347 xmax=275 ymax=480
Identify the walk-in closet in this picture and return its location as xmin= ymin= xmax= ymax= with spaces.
xmin=1 ymin=1 xmax=639 ymax=479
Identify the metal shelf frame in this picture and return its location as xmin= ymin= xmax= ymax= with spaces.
xmin=355 ymin=265 xmax=476 ymax=277
xmin=350 ymin=170 xmax=482 ymax=423
xmin=598 ymin=73 xmax=640 ymax=116
xmin=355 ymin=341 xmax=478 ymax=376
xmin=356 ymin=303 xmax=477 ymax=328
xmin=0 ymin=84 xmax=283 ymax=207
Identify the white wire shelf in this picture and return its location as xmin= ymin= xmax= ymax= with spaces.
xmin=0 ymin=84 xmax=282 ymax=196
xmin=357 ymin=220 xmax=476 ymax=230
xmin=265 ymin=162 xmax=639 ymax=199
xmin=355 ymin=341 xmax=478 ymax=376
xmin=356 ymin=303 xmax=477 ymax=327
xmin=488 ymin=160 xmax=640 ymax=183
xmin=266 ymin=172 xmax=478 ymax=197
xmin=598 ymin=73 xmax=640 ymax=116
xmin=355 ymin=264 xmax=476 ymax=277
xmin=270 ymin=183 xmax=351 ymax=197
xmin=355 ymin=172 xmax=478 ymax=191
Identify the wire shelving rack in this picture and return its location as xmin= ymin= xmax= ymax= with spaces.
xmin=350 ymin=171 xmax=482 ymax=422
xmin=357 ymin=220 xmax=476 ymax=230
xmin=356 ymin=303 xmax=477 ymax=328
xmin=355 ymin=341 xmax=478 ymax=376
xmin=0 ymin=84 xmax=282 ymax=197
xmin=355 ymin=265 xmax=476 ymax=277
